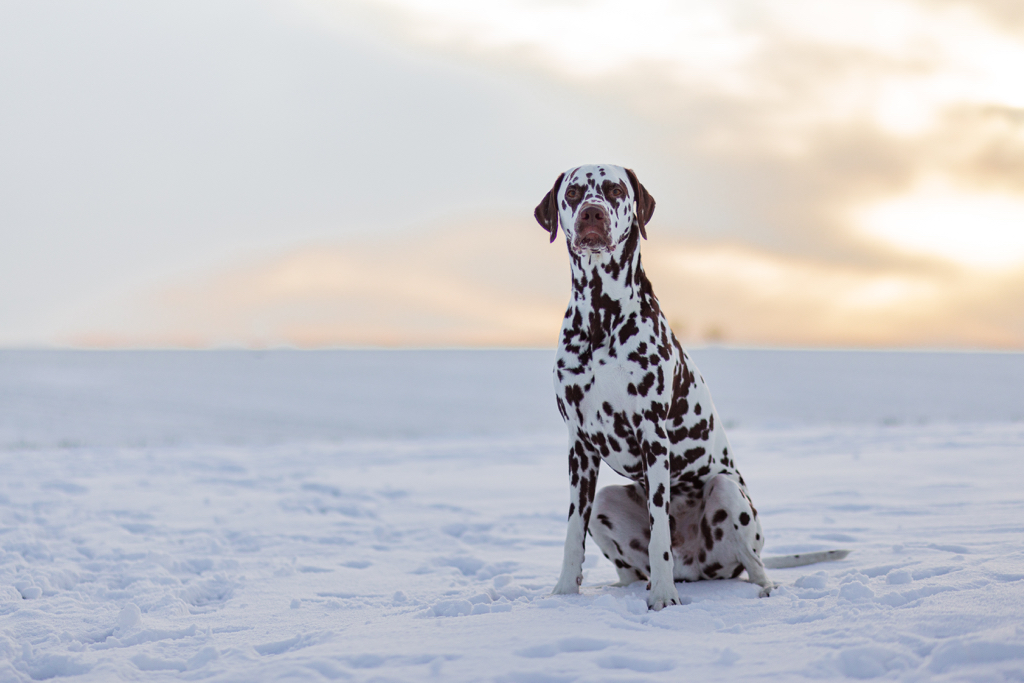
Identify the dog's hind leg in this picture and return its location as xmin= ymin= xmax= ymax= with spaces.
xmin=698 ymin=474 xmax=777 ymax=597
xmin=589 ymin=483 xmax=651 ymax=586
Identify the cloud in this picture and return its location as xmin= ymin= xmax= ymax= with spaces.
xmin=345 ymin=0 xmax=1024 ymax=134
xmin=9 ymin=0 xmax=1024 ymax=348
xmin=852 ymin=175 xmax=1024 ymax=268
xmin=69 ymin=220 xmax=570 ymax=348
xmin=334 ymin=0 xmax=1024 ymax=268
xmin=0 ymin=0 xmax=643 ymax=344
xmin=68 ymin=219 xmax=1024 ymax=349
xmin=644 ymin=240 xmax=1024 ymax=348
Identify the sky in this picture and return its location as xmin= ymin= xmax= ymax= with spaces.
xmin=2 ymin=0 xmax=1023 ymax=349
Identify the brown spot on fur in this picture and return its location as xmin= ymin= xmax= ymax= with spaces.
xmin=564 ymin=184 xmax=586 ymax=213
xmin=601 ymin=179 xmax=628 ymax=211
xmin=701 ymin=516 xmax=714 ymax=550
xmin=703 ymin=562 xmax=722 ymax=578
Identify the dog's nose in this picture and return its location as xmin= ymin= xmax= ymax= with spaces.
xmin=575 ymin=203 xmax=611 ymax=250
xmin=579 ymin=205 xmax=606 ymax=227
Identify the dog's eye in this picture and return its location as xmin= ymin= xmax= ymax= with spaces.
xmin=565 ymin=188 xmax=580 ymax=200
xmin=610 ymin=187 xmax=623 ymax=197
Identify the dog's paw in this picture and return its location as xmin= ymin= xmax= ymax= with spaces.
xmin=757 ymin=581 xmax=780 ymax=598
xmin=647 ymin=595 xmax=681 ymax=611
xmin=646 ymin=583 xmax=681 ymax=611
xmin=551 ymin=573 xmax=582 ymax=595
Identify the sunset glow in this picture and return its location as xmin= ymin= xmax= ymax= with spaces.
xmin=855 ymin=180 xmax=1024 ymax=269
xmin=3 ymin=0 xmax=1024 ymax=348
xmin=349 ymin=0 xmax=1024 ymax=138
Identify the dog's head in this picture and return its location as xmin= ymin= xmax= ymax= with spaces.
xmin=533 ymin=164 xmax=655 ymax=255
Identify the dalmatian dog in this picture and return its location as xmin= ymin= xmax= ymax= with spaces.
xmin=534 ymin=164 xmax=847 ymax=610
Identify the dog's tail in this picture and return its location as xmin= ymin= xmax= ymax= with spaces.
xmin=761 ymin=549 xmax=851 ymax=569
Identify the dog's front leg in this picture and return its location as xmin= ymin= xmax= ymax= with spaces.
xmin=640 ymin=432 xmax=681 ymax=611
xmin=552 ymin=435 xmax=600 ymax=595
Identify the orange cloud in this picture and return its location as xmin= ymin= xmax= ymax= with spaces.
xmin=67 ymin=220 xmax=1024 ymax=349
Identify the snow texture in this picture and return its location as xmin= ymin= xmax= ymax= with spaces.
xmin=1 ymin=349 xmax=1023 ymax=682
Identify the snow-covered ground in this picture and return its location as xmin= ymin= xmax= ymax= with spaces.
xmin=2 ymin=349 xmax=1023 ymax=682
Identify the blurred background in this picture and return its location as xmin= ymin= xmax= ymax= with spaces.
xmin=3 ymin=0 xmax=1023 ymax=350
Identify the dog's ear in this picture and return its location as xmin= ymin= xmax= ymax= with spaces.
xmin=624 ymin=168 xmax=655 ymax=240
xmin=534 ymin=172 xmax=565 ymax=243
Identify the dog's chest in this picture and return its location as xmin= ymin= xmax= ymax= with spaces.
xmin=554 ymin=319 xmax=734 ymax=486
xmin=579 ymin=353 xmax=634 ymax=416
xmin=555 ymin=340 xmax=663 ymax=478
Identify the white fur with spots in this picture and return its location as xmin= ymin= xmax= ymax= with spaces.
xmin=536 ymin=164 xmax=772 ymax=610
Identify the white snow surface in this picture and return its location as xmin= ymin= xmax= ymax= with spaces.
xmin=2 ymin=349 xmax=1023 ymax=682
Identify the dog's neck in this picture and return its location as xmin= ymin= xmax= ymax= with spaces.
xmin=567 ymin=221 xmax=649 ymax=303
xmin=563 ymin=221 xmax=662 ymax=355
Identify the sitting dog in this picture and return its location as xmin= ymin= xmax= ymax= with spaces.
xmin=534 ymin=164 xmax=846 ymax=610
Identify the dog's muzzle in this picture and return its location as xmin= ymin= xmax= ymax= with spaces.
xmin=573 ymin=203 xmax=612 ymax=252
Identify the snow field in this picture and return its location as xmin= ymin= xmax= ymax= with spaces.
xmin=1 ymin=350 xmax=1023 ymax=681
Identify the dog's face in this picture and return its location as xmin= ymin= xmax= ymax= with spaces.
xmin=534 ymin=164 xmax=655 ymax=255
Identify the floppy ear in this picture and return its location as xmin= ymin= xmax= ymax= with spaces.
xmin=533 ymin=172 xmax=565 ymax=243
xmin=624 ymin=168 xmax=655 ymax=240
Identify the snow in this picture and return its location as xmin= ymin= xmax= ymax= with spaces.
xmin=1 ymin=349 xmax=1023 ymax=681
